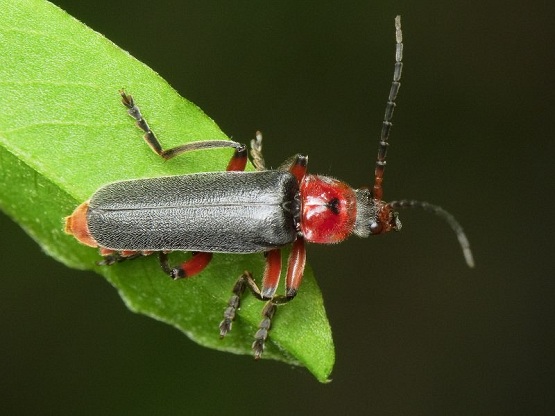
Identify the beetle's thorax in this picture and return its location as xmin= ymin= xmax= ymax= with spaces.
xmin=299 ymin=174 xmax=358 ymax=243
xmin=299 ymin=174 xmax=401 ymax=244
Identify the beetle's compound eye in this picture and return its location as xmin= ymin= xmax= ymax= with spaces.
xmin=370 ymin=220 xmax=383 ymax=235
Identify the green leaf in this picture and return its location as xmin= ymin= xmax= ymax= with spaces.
xmin=0 ymin=0 xmax=334 ymax=382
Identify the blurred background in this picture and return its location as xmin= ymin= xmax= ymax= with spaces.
xmin=1 ymin=1 xmax=553 ymax=414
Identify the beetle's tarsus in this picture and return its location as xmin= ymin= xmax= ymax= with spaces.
xmin=220 ymin=272 xmax=281 ymax=359
xmin=96 ymin=255 xmax=118 ymax=266
xmin=97 ymin=252 xmax=143 ymax=266
xmin=219 ymin=273 xmax=249 ymax=338
xmin=170 ymin=268 xmax=184 ymax=279
xmin=158 ymin=252 xmax=172 ymax=275
xmin=120 ymin=89 xmax=243 ymax=163
xmin=219 ymin=294 xmax=241 ymax=338
xmin=250 ymin=131 xmax=266 ymax=171
xmin=252 ymin=302 xmax=277 ymax=359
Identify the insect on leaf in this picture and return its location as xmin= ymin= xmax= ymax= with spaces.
xmin=0 ymin=0 xmax=334 ymax=382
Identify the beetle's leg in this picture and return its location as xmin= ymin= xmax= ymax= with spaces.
xmin=219 ymin=272 xmax=249 ymax=338
xmin=225 ymin=143 xmax=248 ymax=171
xmin=283 ymin=237 xmax=306 ymax=299
xmin=159 ymin=251 xmax=213 ymax=280
xmin=219 ymin=245 xmax=306 ymax=359
xmin=254 ymin=239 xmax=306 ymax=305
xmin=219 ymin=272 xmax=276 ymax=359
xmin=219 ymin=248 xmax=283 ymax=358
xmin=219 ymin=270 xmax=270 ymax=340
xmin=249 ymin=239 xmax=306 ymax=358
xmin=119 ymin=89 xmax=246 ymax=166
xmin=246 ymin=240 xmax=311 ymax=357
xmin=287 ymin=154 xmax=308 ymax=182
xmin=97 ymin=251 xmax=144 ymax=266
xmin=250 ymin=131 xmax=266 ymax=171
xmin=252 ymin=301 xmax=277 ymax=359
xmin=260 ymin=248 xmax=282 ymax=298
xmin=219 ymin=249 xmax=281 ymax=333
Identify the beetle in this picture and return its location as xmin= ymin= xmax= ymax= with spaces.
xmin=64 ymin=16 xmax=474 ymax=359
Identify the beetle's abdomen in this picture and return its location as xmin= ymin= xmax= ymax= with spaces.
xmin=87 ymin=171 xmax=299 ymax=253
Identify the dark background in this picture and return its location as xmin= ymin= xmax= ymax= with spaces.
xmin=1 ymin=1 xmax=553 ymax=414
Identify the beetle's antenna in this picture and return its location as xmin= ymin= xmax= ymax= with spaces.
xmin=387 ymin=199 xmax=475 ymax=268
xmin=373 ymin=15 xmax=403 ymax=202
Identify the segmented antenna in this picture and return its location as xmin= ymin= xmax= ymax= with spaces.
xmin=372 ymin=18 xmax=474 ymax=268
xmin=388 ymin=200 xmax=475 ymax=268
xmin=373 ymin=15 xmax=403 ymax=202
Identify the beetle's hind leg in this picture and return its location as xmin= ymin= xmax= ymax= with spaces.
xmin=119 ymin=89 xmax=162 ymax=156
xmin=119 ymin=89 xmax=246 ymax=168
